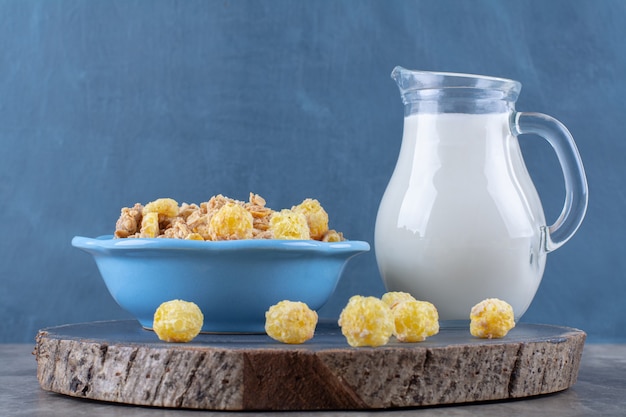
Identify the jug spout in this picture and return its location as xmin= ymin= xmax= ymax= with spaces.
xmin=391 ymin=67 xmax=521 ymax=114
xmin=391 ymin=66 xmax=413 ymax=93
xmin=391 ymin=66 xmax=449 ymax=95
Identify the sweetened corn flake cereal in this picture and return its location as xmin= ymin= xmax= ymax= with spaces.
xmin=470 ymin=298 xmax=515 ymax=339
xmin=209 ymin=202 xmax=254 ymax=241
xmin=153 ymin=299 xmax=204 ymax=343
xmin=265 ymin=300 xmax=318 ymax=344
xmin=114 ymin=193 xmax=346 ymax=242
xmin=338 ymin=295 xmax=394 ymax=347
xmin=140 ymin=212 xmax=160 ymax=238
xmin=292 ymin=198 xmax=329 ymax=240
xmin=381 ymin=291 xmax=416 ymax=309
xmin=114 ymin=203 xmax=143 ymax=238
xmin=143 ymin=198 xmax=179 ymax=218
xmin=392 ymin=299 xmax=439 ymax=342
xmin=269 ymin=209 xmax=311 ymax=240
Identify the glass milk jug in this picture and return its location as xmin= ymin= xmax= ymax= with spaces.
xmin=375 ymin=67 xmax=588 ymax=322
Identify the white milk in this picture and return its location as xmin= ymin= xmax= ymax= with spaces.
xmin=375 ymin=112 xmax=547 ymax=321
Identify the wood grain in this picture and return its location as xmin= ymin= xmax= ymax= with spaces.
xmin=34 ymin=320 xmax=585 ymax=410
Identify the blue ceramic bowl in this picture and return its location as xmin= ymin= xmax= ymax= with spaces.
xmin=72 ymin=235 xmax=370 ymax=333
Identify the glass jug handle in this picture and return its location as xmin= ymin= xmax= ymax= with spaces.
xmin=512 ymin=112 xmax=589 ymax=253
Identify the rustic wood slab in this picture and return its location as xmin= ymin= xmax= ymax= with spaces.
xmin=34 ymin=320 xmax=585 ymax=411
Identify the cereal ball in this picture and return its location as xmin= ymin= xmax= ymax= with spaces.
xmin=269 ymin=209 xmax=311 ymax=240
xmin=338 ymin=295 xmax=394 ymax=347
xmin=292 ymin=198 xmax=329 ymax=240
xmin=208 ymin=202 xmax=254 ymax=240
xmin=392 ymin=300 xmax=439 ymax=342
xmin=265 ymin=300 xmax=318 ymax=344
xmin=140 ymin=212 xmax=160 ymax=238
xmin=144 ymin=198 xmax=179 ymax=218
xmin=153 ymin=300 xmax=204 ymax=343
xmin=470 ymin=298 xmax=515 ymax=339
xmin=381 ymin=291 xmax=416 ymax=309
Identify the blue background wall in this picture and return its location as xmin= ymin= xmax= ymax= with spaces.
xmin=1 ymin=0 xmax=624 ymax=343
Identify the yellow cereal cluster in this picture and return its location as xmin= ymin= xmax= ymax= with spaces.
xmin=469 ymin=298 xmax=515 ymax=339
xmin=292 ymin=198 xmax=329 ymax=240
xmin=140 ymin=212 xmax=160 ymax=238
xmin=209 ymin=202 xmax=254 ymax=240
xmin=382 ymin=291 xmax=440 ymax=342
xmin=152 ymin=299 xmax=204 ymax=343
xmin=381 ymin=291 xmax=416 ymax=309
xmin=338 ymin=295 xmax=394 ymax=347
xmin=392 ymin=299 xmax=439 ymax=342
xmin=264 ymin=300 xmax=318 ymax=344
xmin=338 ymin=292 xmax=439 ymax=347
xmin=114 ymin=193 xmax=345 ymax=242
xmin=143 ymin=198 xmax=179 ymax=218
xmin=269 ymin=209 xmax=311 ymax=240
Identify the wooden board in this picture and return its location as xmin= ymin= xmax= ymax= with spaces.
xmin=34 ymin=320 xmax=585 ymax=411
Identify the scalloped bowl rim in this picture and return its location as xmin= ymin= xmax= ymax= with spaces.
xmin=72 ymin=235 xmax=370 ymax=253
